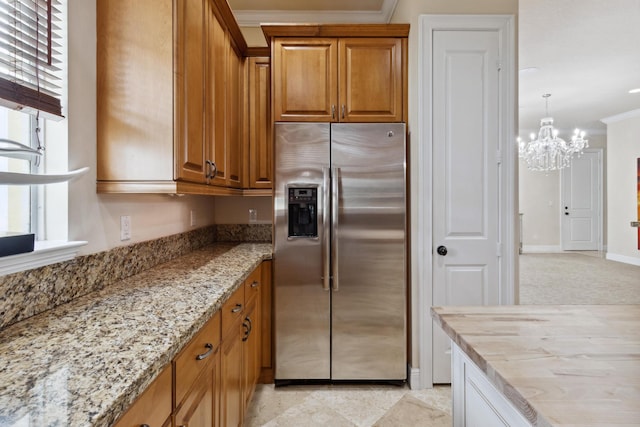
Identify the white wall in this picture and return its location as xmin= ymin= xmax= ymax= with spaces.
xmin=67 ymin=0 xmax=217 ymax=255
xmin=603 ymin=110 xmax=640 ymax=265
xmin=519 ymin=134 xmax=607 ymax=251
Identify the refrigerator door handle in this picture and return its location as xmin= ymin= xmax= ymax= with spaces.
xmin=322 ymin=167 xmax=331 ymax=291
xmin=331 ymin=167 xmax=340 ymax=291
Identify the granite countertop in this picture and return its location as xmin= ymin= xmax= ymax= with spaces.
xmin=0 ymin=242 xmax=272 ymax=427
xmin=432 ymin=305 xmax=640 ymax=427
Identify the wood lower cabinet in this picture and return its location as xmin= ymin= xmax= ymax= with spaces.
xmin=112 ymin=364 xmax=172 ymax=427
xmin=258 ymin=260 xmax=273 ymax=383
xmin=174 ymin=312 xmax=221 ymax=427
xmin=221 ymin=285 xmax=246 ymax=427
xmin=112 ymin=262 xmax=271 ymax=427
xmin=266 ymin=25 xmax=409 ymax=123
xmin=174 ymin=356 xmax=219 ymax=427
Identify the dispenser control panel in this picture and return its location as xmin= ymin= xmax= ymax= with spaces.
xmin=288 ymin=187 xmax=318 ymax=237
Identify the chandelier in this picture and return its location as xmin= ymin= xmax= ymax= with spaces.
xmin=518 ymin=94 xmax=588 ymax=171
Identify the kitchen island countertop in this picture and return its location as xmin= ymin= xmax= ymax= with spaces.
xmin=432 ymin=304 xmax=640 ymax=426
xmin=0 ymin=242 xmax=271 ymax=427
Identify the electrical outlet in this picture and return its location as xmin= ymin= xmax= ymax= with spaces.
xmin=120 ymin=215 xmax=131 ymax=241
xmin=249 ymin=209 xmax=257 ymax=224
xmin=190 ymin=210 xmax=196 ymax=227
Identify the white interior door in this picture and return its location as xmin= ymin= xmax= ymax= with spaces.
xmin=432 ymin=30 xmax=502 ymax=384
xmin=561 ymin=149 xmax=602 ymax=251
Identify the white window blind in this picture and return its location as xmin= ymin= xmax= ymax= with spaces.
xmin=0 ymin=0 xmax=63 ymax=117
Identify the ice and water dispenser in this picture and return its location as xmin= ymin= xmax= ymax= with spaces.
xmin=287 ymin=187 xmax=318 ymax=237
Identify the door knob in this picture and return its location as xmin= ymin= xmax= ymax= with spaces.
xmin=437 ymin=246 xmax=448 ymax=256
xmin=565 ymin=212 xmax=569 ymax=215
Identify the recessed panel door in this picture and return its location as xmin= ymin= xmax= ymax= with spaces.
xmin=432 ymin=30 xmax=501 ymax=384
xmin=561 ymin=150 xmax=602 ymax=250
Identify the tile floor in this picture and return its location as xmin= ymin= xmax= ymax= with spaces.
xmin=246 ymin=252 xmax=639 ymax=426
xmin=244 ymin=383 xmax=452 ymax=427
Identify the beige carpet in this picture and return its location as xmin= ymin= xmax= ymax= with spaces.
xmin=519 ymin=252 xmax=640 ymax=304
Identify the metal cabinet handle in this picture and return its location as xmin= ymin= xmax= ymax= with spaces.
xmin=242 ymin=316 xmax=253 ymax=342
xmin=231 ymin=303 xmax=242 ymax=313
xmin=141 ymin=424 xmax=150 ymax=427
xmin=205 ymin=160 xmax=212 ymax=183
xmin=210 ymin=161 xmax=218 ymax=180
xmin=195 ymin=343 xmax=214 ymax=360
xmin=331 ymin=105 xmax=336 ymax=120
xmin=322 ymin=167 xmax=330 ymax=291
xmin=341 ymin=104 xmax=345 ymax=119
xmin=250 ymin=280 xmax=259 ymax=288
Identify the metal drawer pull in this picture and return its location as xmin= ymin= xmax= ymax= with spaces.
xmin=242 ymin=316 xmax=253 ymax=342
xmin=231 ymin=303 xmax=242 ymax=313
xmin=250 ymin=281 xmax=259 ymax=288
xmin=141 ymin=424 xmax=150 ymax=427
xmin=195 ymin=343 xmax=214 ymax=360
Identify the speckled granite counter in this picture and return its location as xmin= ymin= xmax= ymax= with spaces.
xmin=432 ymin=305 xmax=640 ymax=426
xmin=0 ymin=242 xmax=271 ymax=427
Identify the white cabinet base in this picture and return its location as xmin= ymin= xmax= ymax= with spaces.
xmin=452 ymin=342 xmax=532 ymax=427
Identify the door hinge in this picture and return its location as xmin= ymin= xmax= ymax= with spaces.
xmin=496 ymin=150 xmax=502 ymax=164
xmin=496 ymin=60 xmax=502 ymax=71
xmin=496 ymin=243 xmax=503 ymax=257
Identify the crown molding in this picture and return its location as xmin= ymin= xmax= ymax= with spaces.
xmin=601 ymin=108 xmax=640 ymax=124
xmin=233 ymin=0 xmax=397 ymax=26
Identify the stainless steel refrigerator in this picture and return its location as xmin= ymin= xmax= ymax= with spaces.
xmin=274 ymin=122 xmax=406 ymax=382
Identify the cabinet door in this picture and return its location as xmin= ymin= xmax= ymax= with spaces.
xmin=205 ymin=0 xmax=227 ymax=186
xmin=339 ymin=38 xmax=403 ymax=122
xmin=221 ymin=321 xmax=244 ymax=427
xmin=259 ymin=260 xmax=273 ymax=383
xmin=243 ymin=294 xmax=260 ymax=408
xmin=175 ymin=0 xmax=207 ymax=183
xmin=174 ymin=355 xmax=219 ymax=427
xmin=226 ymin=41 xmax=244 ymax=188
xmin=113 ymin=364 xmax=172 ymax=427
xmin=273 ymin=38 xmax=338 ymax=122
xmin=248 ymin=57 xmax=272 ymax=189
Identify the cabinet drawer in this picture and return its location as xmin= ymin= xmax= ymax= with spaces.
xmin=174 ymin=311 xmax=221 ymax=407
xmin=244 ymin=265 xmax=261 ymax=302
xmin=222 ymin=286 xmax=245 ymax=335
xmin=113 ymin=364 xmax=172 ymax=427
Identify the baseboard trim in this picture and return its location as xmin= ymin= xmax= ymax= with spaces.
xmin=521 ymin=245 xmax=562 ymax=253
xmin=408 ymin=366 xmax=423 ymax=390
xmin=605 ymin=252 xmax=640 ymax=267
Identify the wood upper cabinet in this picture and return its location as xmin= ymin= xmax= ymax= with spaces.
xmin=270 ymin=31 xmax=407 ymax=123
xmin=339 ymin=38 xmax=403 ymax=122
xmin=273 ymin=39 xmax=338 ymax=122
xmin=97 ymin=0 xmax=263 ymax=195
xmin=175 ymin=0 xmax=207 ymax=184
xmin=226 ymin=42 xmax=245 ymax=188
xmin=248 ymin=57 xmax=273 ymax=189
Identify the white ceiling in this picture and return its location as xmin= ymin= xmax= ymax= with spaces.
xmin=228 ymin=0 xmax=640 ymax=136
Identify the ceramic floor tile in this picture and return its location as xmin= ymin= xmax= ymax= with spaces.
xmin=245 ymin=384 xmax=452 ymax=426
xmin=372 ymin=395 xmax=451 ymax=427
xmin=311 ymin=385 xmax=408 ymax=426
xmin=244 ymin=384 xmax=313 ymax=427
xmin=260 ymin=393 xmax=357 ymax=427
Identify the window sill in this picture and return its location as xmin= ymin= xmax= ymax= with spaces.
xmin=0 ymin=240 xmax=87 ymax=276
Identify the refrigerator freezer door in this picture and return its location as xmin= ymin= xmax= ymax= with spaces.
xmin=330 ymin=123 xmax=407 ymax=380
xmin=274 ymin=123 xmax=331 ymax=380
